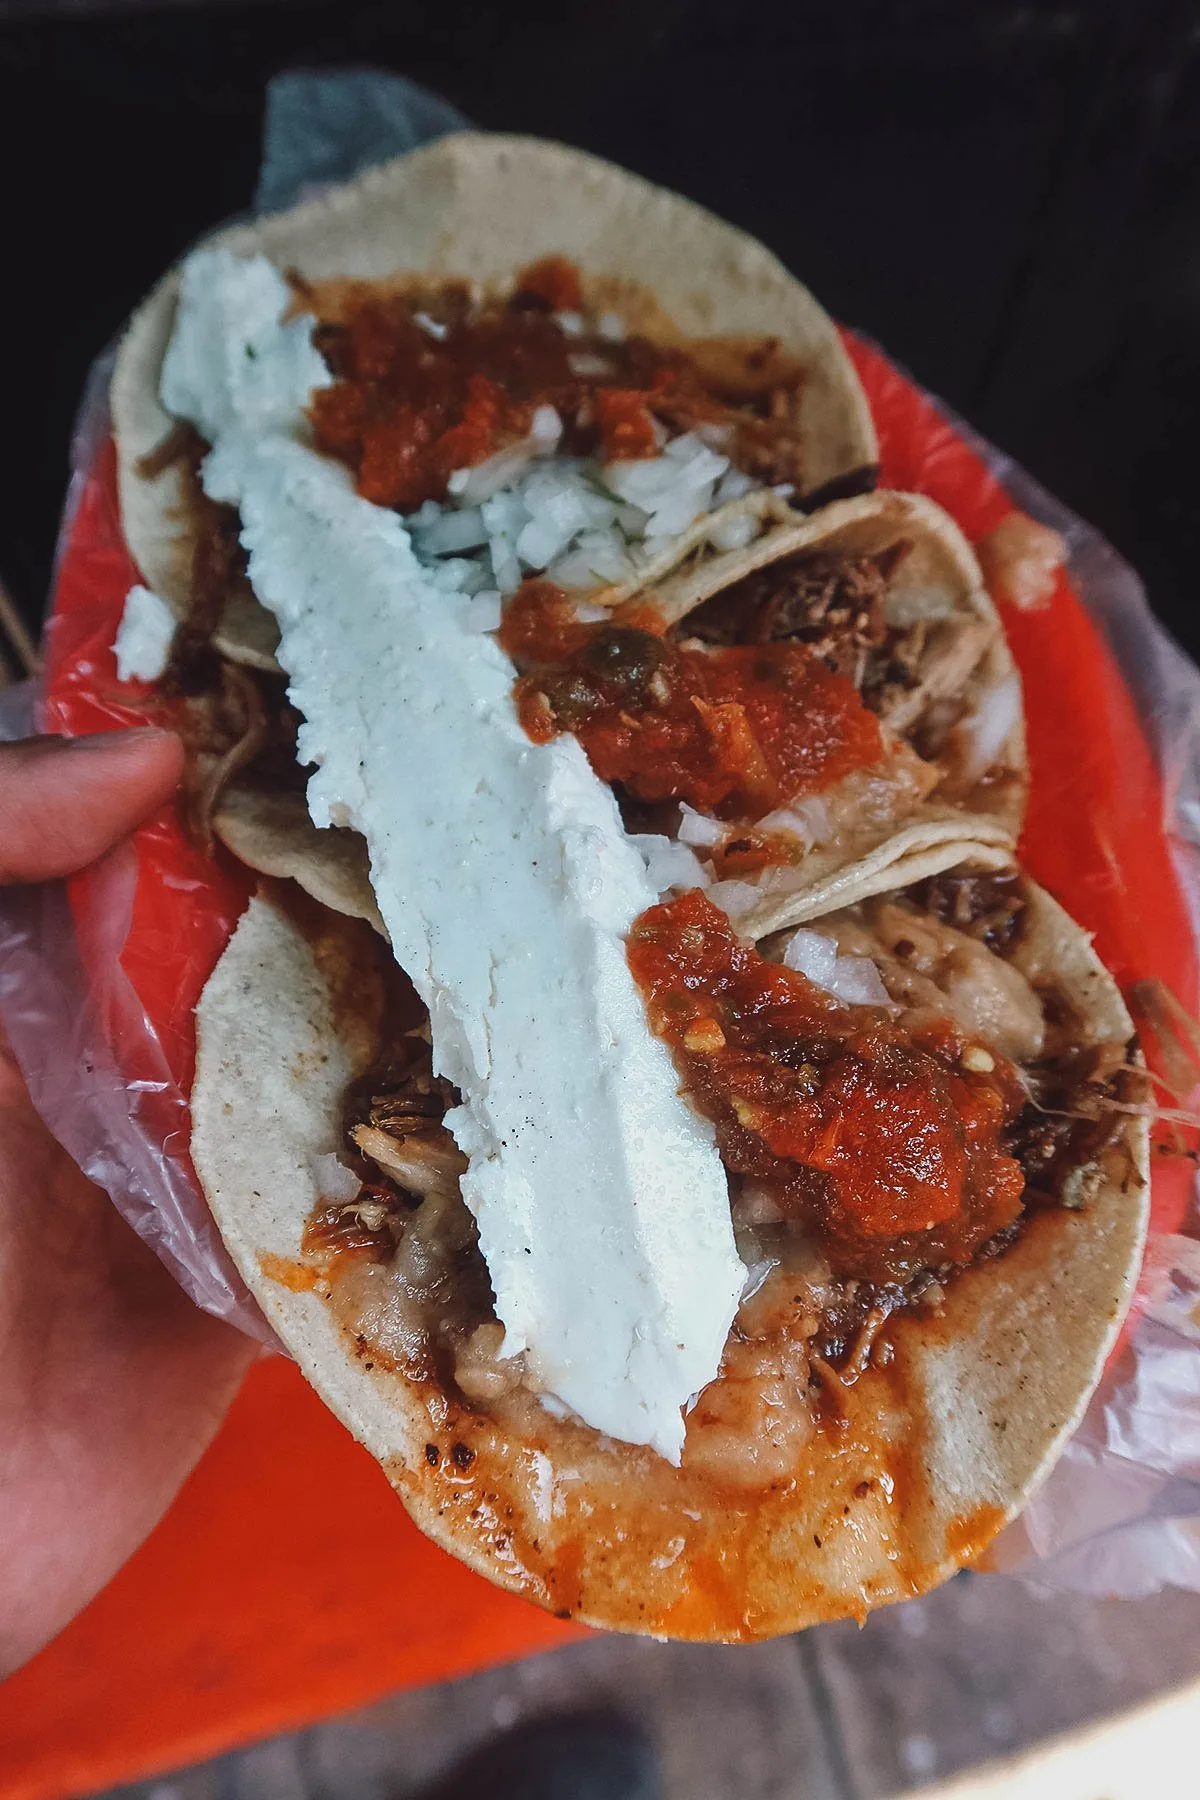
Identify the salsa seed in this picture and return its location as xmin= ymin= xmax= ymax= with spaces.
xmin=684 ymin=1018 xmax=726 ymax=1054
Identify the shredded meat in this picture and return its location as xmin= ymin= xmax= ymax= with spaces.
xmin=188 ymin=662 xmax=269 ymax=847
xmin=134 ymin=418 xmax=207 ymax=482
xmin=347 ymin=1027 xmax=456 ymax=1137
xmin=820 ymin=896 xmax=1047 ymax=1065
xmin=913 ymin=870 xmax=1027 ymax=955
xmin=137 ymin=430 xmax=252 ymax=695
xmin=138 ymin=417 xmax=306 ymax=850
xmin=306 ymin=1022 xmax=472 ymax=1283
xmin=136 ymin=432 xmax=306 ymax=843
xmin=343 ymin=1024 xmax=464 ymax=1205
xmin=1128 ymin=979 xmax=1200 ymax=1103
xmin=170 ymin=494 xmax=251 ymax=688
xmin=137 ymin=421 xmax=263 ymax=697
xmin=681 ymin=545 xmax=931 ymax=711
xmin=686 ymin=548 xmax=890 ymax=658
xmin=1006 ymin=1045 xmax=1142 ymax=1206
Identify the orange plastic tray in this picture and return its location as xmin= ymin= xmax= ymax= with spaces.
xmin=0 ymin=330 xmax=1193 ymax=1800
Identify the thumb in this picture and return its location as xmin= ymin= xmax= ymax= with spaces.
xmin=0 ymin=731 xmax=185 ymax=884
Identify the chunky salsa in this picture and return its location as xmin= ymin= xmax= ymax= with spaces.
xmin=308 ymin=258 xmax=812 ymax=511
xmin=501 ymin=581 xmax=884 ymax=820
xmin=627 ymin=889 xmax=1028 ymax=1283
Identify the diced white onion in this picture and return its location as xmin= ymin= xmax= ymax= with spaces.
xmin=409 ymin=422 xmax=776 ymax=601
xmin=553 ymin=310 xmax=586 ymax=337
xmin=515 ymin=473 xmax=612 ymax=567
xmin=413 ymin=310 xmax=449 ymax=341
xmin=714 ymin=466 xmax=755 ymax=505
xmin=445 ymin=558 xmax=492 ymax=597
xmin=569 ymin=352 xmax=615 ymax=379
xmin=756 ymin=796 xmax=832 ymax=849
xmin=709 ymin=512 xmax=762 ymax=553
xmin=483 ymin=491 xmax=524 ymax=594
xmin=664 ymin=431 xmax=726 ymax=472
xmin=613 ymin=500 xmax=649 ymax=534
xmin=630 ymin=834 xmax=711 ymax=897
xmin=414 ymin=506 xmax=489 ymax=555
xmin=958 ymin=673 xmax=1023 ymax=778
xmin=464 ymin=589 xmax=503 ymax=634
xmin=782 ymin=928 xmax=839 ymax=987
xmin=740 ymin=1256 xmax=780 ymax=1303
xmin=530 ymin=404 xmax=563 ymax=451
xmin=549 ymin=530 xmax=634 ymax=589
xmin=309 ymin=1152 xmax=361 ymax=1203
xmin=678 ymin=804 xmax=726 ymax=848
xmin=736 ymin=1182 xmax=784 ymax=1226
xmin=831 ymin=957 xmax=895 ymax=1007
xmin=697 ymin=423 xmax=735 ymax=452
xmin=783 ymin=930 xmax=892 ymax=1007
xmin=705 ymin=879 xmax=761 ymax=922
xmin=598 ymin=312 xmax=626 ymax=342
xmin=452 ymin=441 xmax=542 ymax=506
xmin=603 ymin=434 xmax=731 ymax=539
xmin=885 ymin=582 xmax=956 ymax=626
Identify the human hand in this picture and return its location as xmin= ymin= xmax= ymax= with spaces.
xmin=0 ymin=731 xmax=256 ymax=1675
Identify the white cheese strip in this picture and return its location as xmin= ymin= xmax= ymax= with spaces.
xmin=167 ymin=252 xmax=744 ymax=1461
xmin=161 ymin=250 xmax=332 ymax=441
xmin=112 ymin=583 xmax=174 ymax=682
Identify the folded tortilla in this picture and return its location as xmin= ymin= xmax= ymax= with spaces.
xmin=655 ymin=488 xmax=1027 ymax=838
xmin=110 ymin=139 xmax=1139 ymax=1638
xmin=189 ymin=865 xmax=1148 ymax=1641
xmin=114 ymin=137 xmax=1018 ymax=931
xmin=111 ymin=131 xmax=878 ymax=671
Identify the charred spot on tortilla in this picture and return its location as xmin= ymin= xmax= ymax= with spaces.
xmin=797 ymin=465 xmax=881 ymax=510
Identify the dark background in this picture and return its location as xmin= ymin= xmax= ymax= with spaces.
xmin=1 ymin=0 xmax=1198 ymax=654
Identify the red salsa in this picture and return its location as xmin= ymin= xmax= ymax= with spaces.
xmin=627 ymin=889 xmax=1028 ymax=1283
xmin=309 ymin=260 xmax=810 ymax=511
xmin=501 ymin=581 xmax=884 ymax=819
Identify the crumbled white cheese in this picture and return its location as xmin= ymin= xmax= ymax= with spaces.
xmin=169 ymin=251 xmax=744 ymax=1462
xmin=161 ymin=250 xmax=331 ymax=444
xmin=112 ymin=583 xmax=174 ymax=682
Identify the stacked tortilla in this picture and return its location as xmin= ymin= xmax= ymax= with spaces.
xmin=110 ymin=136 xmax=1149 ymax=1640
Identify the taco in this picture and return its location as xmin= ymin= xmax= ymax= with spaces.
xmin=496 ymin=487 xmax=1024 ymax=940
xmin=113 ymin=132 xmax=878 ymax=673
xmin=99 ymin=136 xmax=1143 ymax=1639
xmin=111 ymin=134 xmax=1015 ymax=957
xmin=656 ymin=490 xmax=1025 ymax=834
xmin=190 ymin=863 xmax=1148 ymax=1639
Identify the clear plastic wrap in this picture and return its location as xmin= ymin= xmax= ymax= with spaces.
xmin=0 ymin=677 xmax=270 ymax=1339
xmin=1 ymin=70 xmax=1196 ymax=1595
